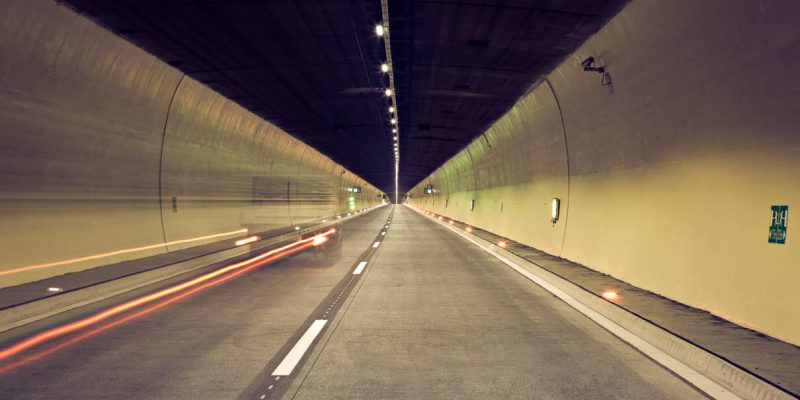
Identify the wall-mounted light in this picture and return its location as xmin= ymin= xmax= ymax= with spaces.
xmin=375 ymin=24 xmax=384 ymax=37
xmin=602 ymin=290 xmax=619 ymax=300
xmin=389 ymin=106 xmax=395 ymax=113
xmin=551 ymin=198 xmax=560 ymax=223
xmin=235 ymin=236 xmax=260 ymax=246
xmin=381 ymin=63 xmax=389 ymax=73
xmin=424 ymin=184 xmax=434 ymax=194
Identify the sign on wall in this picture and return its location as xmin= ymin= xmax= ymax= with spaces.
xmin=768 ymin=205 xmax=788 ymax=244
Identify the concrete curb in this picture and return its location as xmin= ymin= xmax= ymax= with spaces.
xmin=0 ymin=204 xmax=387 ymax=334
xmin=409 ymin=206 xmax=796 ymax=400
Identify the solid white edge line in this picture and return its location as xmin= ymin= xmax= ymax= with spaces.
xmin=272 ymin=319 xmax=328 ymax=376
xmin=372 ymin=242 xmax=380 ymax=248
xmin=353 ymin=261 xmax=368 ymax=275
xmin=410 ymin=207 xmax=741 ymax=400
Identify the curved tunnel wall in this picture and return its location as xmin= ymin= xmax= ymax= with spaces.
xmin=0 ymin=0 xmax=383 ymax=287
xmin=409 ymin=0 xmax=800 ymax=345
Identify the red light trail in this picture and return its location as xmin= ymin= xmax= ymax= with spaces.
xmin=0 ymin=229 xmax=335 ymax=365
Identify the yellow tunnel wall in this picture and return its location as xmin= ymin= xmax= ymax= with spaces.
xmin=408 ymin=0 xmax=800 ymax=345
xmin=0 ymin=0 xmax=383 ymax=287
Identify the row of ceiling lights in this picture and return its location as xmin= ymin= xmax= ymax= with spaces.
xmin=376 ymin=12 xmax=399 ymax=203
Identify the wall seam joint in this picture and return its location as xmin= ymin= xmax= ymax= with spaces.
xmin=157 ymin=73 xmax=187 ymax=249
xmin=544 ymin=78 xmax=571 ymax=257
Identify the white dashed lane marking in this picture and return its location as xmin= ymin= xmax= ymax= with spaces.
xmin=259 ymin=214 xmax=393 ymax=396
xmin=271 ymin=320 xmax=328 ymax=376
xmin=353 ymin=261 xmax=367 ymax=275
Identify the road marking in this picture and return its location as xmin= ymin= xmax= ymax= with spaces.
xmin=372 ymin=241 xmax=380 ymax=248
xmin=272 ymin=319 xmax=328 ymax=376
xmin=381 ymin=232 xmax=386 ymax=236
xmin=353 ymin=261 xmax=367 ymax=275
xmin=415 ymin=207 xmax=742 ymax=400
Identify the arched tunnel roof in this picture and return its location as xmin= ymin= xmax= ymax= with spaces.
xmin=62 ymin=0 xmax=628 ymax=196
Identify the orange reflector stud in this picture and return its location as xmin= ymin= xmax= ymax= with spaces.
xmin=601 ymin=291 xmax=619 ymax=300
xmin=466 ymin=227 xmax=473 ymax=233
xmin=235 ymin=236 xmax=259 ymax=246
xmin=497 ymin=241 xmax=507 ymax=248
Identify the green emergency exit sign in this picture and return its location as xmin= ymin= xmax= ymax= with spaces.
xmin=768 ymin=205 xmax=788 ymax=244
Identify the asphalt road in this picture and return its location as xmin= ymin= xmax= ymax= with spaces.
xmin=0 ymin=205 xmax=707 ymax=399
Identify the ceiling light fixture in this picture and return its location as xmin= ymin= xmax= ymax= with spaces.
xmin=378 ymin=3 xmax=398 ymax=204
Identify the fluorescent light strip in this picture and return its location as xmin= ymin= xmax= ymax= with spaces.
xmin=1 ymin=228 xmax=249 ymax=277
xmin=380 ymin=0 xmax=399 ymax=203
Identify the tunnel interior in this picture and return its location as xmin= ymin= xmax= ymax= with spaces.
xmin=0 ymin=0 xmax=798 ymax=399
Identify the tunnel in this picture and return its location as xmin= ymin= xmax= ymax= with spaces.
xmin=0 ymin=0 xmax=798 ymax=399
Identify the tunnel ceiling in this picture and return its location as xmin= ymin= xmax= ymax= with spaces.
xmin=62 ymin=0 xmax=627 ymax=196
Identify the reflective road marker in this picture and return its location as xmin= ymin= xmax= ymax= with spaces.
xmin=372 ymin=241 xmax=380 ymax=248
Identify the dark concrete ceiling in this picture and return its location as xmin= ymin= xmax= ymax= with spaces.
xmin=62 ymin=0 xmax=627 ymax=196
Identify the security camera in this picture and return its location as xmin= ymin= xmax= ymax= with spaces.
xmin=581 ymin=56 xmax=604 ymax=73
